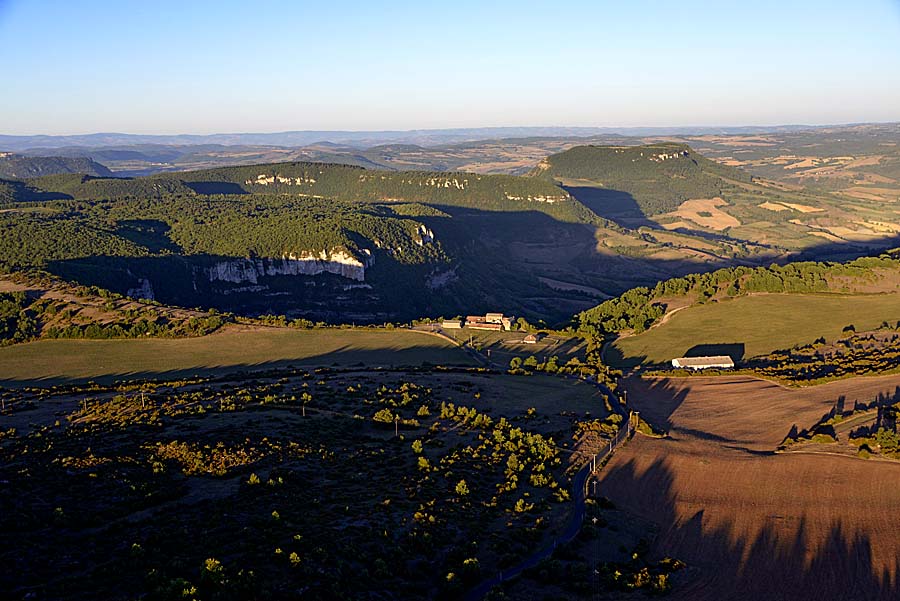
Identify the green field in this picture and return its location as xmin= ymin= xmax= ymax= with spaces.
xmin=0 ymin=326 xmax=473 ymax=386
xmin=608 ymin=292 xmax=900 ymax=367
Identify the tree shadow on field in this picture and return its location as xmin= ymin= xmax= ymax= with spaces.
xmin=685 ymin=343 xmax=745 ymax=362
xmin=0 ymin=343 xmax=479 ymax=390
xmin=599 ymin=455 xmax=900 ymax=600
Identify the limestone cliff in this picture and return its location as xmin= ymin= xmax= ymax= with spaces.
xmin=204 ymin=249 xmax=372 ymax=284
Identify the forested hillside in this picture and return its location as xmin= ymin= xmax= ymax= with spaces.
xmin=3 ymin=154 xmax=895 ymax=325
xmin=0 ymin=160 xmax=621 ymax=322
xmin=0 ymin=154 xmax=112 ymax=179
xmin=530 ymin=143 xmax=751 ymax=215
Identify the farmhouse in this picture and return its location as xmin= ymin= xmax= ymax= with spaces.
xmin=672 ymin=355 xmax=735 ymax=370
xmin=464 ymin=312 xmax=513 ymax=331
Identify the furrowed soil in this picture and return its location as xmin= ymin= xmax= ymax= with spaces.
xmin=598 ymin=374 xmax=900 ymax=601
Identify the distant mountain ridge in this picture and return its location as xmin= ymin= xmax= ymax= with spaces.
xmin=0 ymin=124 xmax=852 ymax=152
xmin=0 ymin=154 xmax=112 ymax=179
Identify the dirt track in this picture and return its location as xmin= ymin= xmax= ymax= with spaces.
xmin=599 ymin=375 xmax=900 ymax=600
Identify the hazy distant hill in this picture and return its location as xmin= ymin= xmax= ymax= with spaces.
xmin=0 ymin=154 xmax=112 ymax=179
xmin=0 ymin=125 xmax=825 ymax=152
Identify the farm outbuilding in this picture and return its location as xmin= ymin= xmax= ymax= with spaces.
xmin=468 ymin=322 xmax=502 ymax=331
xmin=672 ymin=355 xmax=735 ymax=370
xmin=463 ymin=312 xmax=514 ymax=331
xmin=523 ymin=334 xmax=538 ymax=344
xmin=442 ymin=320 xmax=463 ymax=329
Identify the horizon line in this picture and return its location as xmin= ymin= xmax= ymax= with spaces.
xmin=2 ymin=120 xmax=899 ymax=139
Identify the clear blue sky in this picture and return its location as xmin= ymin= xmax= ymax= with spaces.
xmin=2 ymin=0 xmax=899 ymax=135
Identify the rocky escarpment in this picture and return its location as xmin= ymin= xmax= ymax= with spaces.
xmin=126 ymin=277 xmax=155 ymax=300
xmin=204 ymin=249 xmax=373 ymax=284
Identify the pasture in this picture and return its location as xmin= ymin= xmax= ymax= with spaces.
xmin=609 ymin=293 xmax=900 ymax=367
xmin=0 ymin=325 xmax=473 ymax=386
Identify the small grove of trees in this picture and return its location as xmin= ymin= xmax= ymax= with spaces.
xmin=46 ymin=315 xmax=225 ymax=340
xmin=0 ymin=291 xmax=37 ymax=345
xmin=509 ymin=354 xmax=614 ymax=381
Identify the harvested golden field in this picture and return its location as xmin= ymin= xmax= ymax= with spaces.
xmin=778 ymin=201 xmax=824 ymax=213
xmin=669 ymin=197 xmax=740 ymax=230
xmin=599 ymin=374 xmax=900 ymax=600
xmin=843 ymin=187 xmax=900 ymax=202
xmin=759 ymin=201 xmax=791 ymax=211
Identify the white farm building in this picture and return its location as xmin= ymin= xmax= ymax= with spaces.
xmin=671 ymin=355 xmax=735 ymax=370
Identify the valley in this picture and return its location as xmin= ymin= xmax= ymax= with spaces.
xmin=3 ymin=125 xmax=900 ymax=601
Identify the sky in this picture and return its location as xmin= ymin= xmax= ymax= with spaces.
xmin=1 ymin=0 xmax=899 ymax=135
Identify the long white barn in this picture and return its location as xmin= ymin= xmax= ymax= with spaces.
xmin=671 ymin=355 xmax=735 ymax=370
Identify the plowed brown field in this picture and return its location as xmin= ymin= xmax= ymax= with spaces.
xmin=599 ymin=375 xmax=900 ymax=600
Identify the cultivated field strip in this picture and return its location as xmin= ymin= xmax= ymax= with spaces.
xmin=599 ymin=374 xmax=900 ymax=600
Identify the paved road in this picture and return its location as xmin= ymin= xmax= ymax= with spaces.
xmin=464 ymin=463 xmax=592 ymax=601
xmin=465 ymin=420 xmax=634 ymax=600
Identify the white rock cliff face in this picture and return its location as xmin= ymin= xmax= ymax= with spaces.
xmin=205 ymin=249 xmax=371 ymax=284
xmin=126 ymin=278 xmax=155 ymax=300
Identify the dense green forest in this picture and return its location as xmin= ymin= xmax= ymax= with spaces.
xmin=530 ymin=143 xmax=752 ymax=215
xmin=0 ymin=291 xmax=37 ymax=345
xmin=0 ymin=160 xmax=611 ymax=322
xmin=1 ymin=160 xmax=598 ymax=225
xmin=0 ymin=195 xmax=447 ymax=269
xmin=577 ymin=253 xmax=900 ymax=340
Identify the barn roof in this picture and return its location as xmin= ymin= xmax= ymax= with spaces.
xmin=673 ymin=355 xmax=735 ymax=367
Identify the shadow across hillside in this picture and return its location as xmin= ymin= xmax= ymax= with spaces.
xmin=183 ymin=181 xmax=248 ymax=195
xmin=562 ymin=185 xmax=660 ymax=229
xmin=600 ymin=456 xmax=900 ymax=600
xmin=114 ymin=219 xmax=182 ymax=253
xmin=597 ymin=375 xmax=900 ymax=599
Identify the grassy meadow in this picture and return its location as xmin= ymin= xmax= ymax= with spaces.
xmin=609 ymin=292 xmax=900 ymax=367
xmin=0 ymin=325 xmax=473 ymax=386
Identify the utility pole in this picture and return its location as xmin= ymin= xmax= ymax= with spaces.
xmin=394 ymin=416 xmax=399 ymax=438
xmin=141 ymin=391 xmax=146 ymax=410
